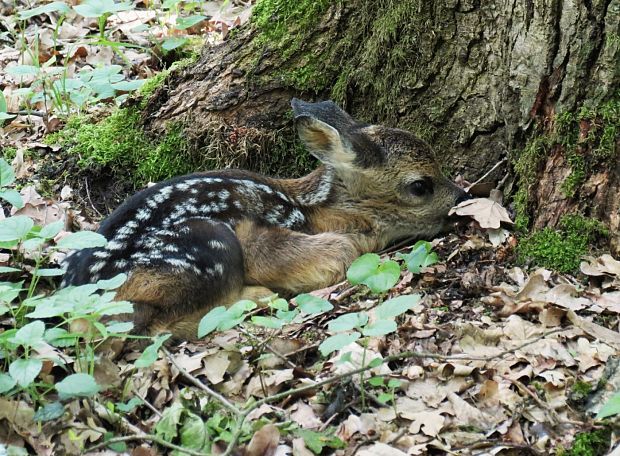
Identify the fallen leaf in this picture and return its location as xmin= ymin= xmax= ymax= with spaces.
xmin=449 ymin=198 xmax=513 ymax=229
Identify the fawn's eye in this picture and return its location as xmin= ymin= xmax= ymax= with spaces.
xmin=406 ymin=178 xmax=433 ymax=197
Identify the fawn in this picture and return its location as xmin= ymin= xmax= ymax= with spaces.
xmin=62 ymin=99 xmax=469 ymax=340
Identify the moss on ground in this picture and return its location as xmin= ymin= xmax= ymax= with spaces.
xmin=558 ymin=428 xmax=611 ymax=456
xmin=45 ymin=108 xmax=194 ymax=187
xmin=518 ymin=215 xmax=608 ymax=273
xmin=1 ymin=146 xmax=17 ymax=161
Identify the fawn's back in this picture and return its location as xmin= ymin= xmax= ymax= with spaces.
xmin=63 ymin=99 xmax=468 ymax=339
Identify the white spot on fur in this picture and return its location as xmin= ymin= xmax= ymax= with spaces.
xmin=93 ymin=250 xmax=110 ymax=259
xmin=89 ymin=261 xmax=106 ymax=274
xmin=281 ymin=208 xmax=305 ymax=228
xmin=136 ymin=208 xmax=151 ymax=220
xmin=107 ymin=240 xmax=125 ymax=250
xmin=208 ymin=240 xmax=226 ymax=250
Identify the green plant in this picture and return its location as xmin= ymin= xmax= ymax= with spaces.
xmin=597 ymin=392 xmax=620 ymax=420
xmin=397 ymin=240 xmax=439 ymax=273
xmin=518 ymin=215 xmax=608 ymax=273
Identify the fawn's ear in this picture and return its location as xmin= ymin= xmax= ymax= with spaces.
xmin=292 ymin=99 xmax=359 ymax=168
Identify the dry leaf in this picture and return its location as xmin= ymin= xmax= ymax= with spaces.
xmin=245 ymin=424 xmax=280 ymax=456
xmin=448 ymin=198 xmax=513 ymax=229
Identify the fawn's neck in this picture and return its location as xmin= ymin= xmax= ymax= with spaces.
xmin=275 ymin=166 xmax=385 ymax=252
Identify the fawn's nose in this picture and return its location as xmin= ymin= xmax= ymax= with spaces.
xmin=455 ymin=191 xmax=473 ymax=205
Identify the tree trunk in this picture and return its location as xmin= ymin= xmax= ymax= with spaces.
xmin=140 ymin=0 xmax=620 ymax=253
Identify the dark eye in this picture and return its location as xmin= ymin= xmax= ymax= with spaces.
xmin=407 ymin=178 xmax=433 ymax=197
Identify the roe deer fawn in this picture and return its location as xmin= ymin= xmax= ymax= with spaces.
xmin=62 ymin=99 xmax=469 ymax=340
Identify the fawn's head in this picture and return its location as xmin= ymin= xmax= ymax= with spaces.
xmin=292 ymin=99 xmax=469 ymax=241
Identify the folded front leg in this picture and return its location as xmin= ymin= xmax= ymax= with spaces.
xmin=235 ymin=220 xmax=365 ymax=295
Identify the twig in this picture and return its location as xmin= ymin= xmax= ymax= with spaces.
xmin=6 ymin=110 xmax=46 ymax=117
xmin=89 ymin=399 xmax=210 ymax=455
xmin=133 ymin=389 xmax=162 ymax=418
xmin=465 ymin=157 xmax=507 ymax=192
xmin=162 ymin=347 xmax=242 ymax=416
xmin=505 ymin=377 xmax=561 ymax=425
xmin=219 ymin=328 xmax=566 ymax=455
xmin=238 ymin=326 xmax=297 ymax=369
xmin=85 ymin=434 xmax=211 ymax=455
xmin=84 ymin=177 xmax=103 ymax=218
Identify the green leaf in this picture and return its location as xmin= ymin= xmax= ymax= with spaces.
xmin=296 ymin=294 xmax=333 ymax=314
xmin=319 ymin=332 xmax=361 ymax=357
xmin=44 ymin=328 xmax=78 ymax=347
xmin=0 ymin=281 xmax=23 ymax=304
xmin=18 ymin=1 xmax=71 ymax=19
xmin=375 ymin=294 xmax=420 ymax=319
xmin=347 ymin=253 xmax=381 ymax=284
xmin=115 ymin=397 xmax=143 ymax=412
xmin=276 ymin=308 xmax=299 ymax=323
xmin=73 ymin=0 xmax=132 ymax=17
xmin=96 ymin=273 xmax=127 ymax=290
xmin=22 ymin=237 xmax=45 ymax=251
xmin=0 ymin=373 xmax=16 ymax=393
xmin=180 ymin=412 xmax=208 ymax=450
xmin=110 ymin=79 xmax=145 ymax=91
xmin=38 ymin=220 xmax=64 ymax=240
xmin=327 ymin=313 xmax=368 ymax=332
xmin=105 ymin=321 xmax=134 ymax=333
xmin=362 ymin=319 xmax=397 ymax=337
xmin=0 ymin=189 xmax=23 ymax=209
xmin=55 ymin=373 xmax=100 ymax=399
xmin=597 ymin=392 xmax=620 ymax=419
xmin=197 ymin=306 xmax=227 ymax=338
xmin=0 ymin=216 xmax=34 ymax=242
xmin=363 ymin=260 xmax=401 ymax=293
xmin=11 ymin=320 xmax=45 ymax=347
xmin=134 ymin=334 xmax=171 ymax=368
xmin=155 ymin=402 xmax=184 ymax=441
xmin=297 ymin=429 xmax=346 ymax=454
xmin=397 ymin=241 xmax=439 ymax=273
xmin=6 ymin=65 xmax=39 ymax=76
xmin=56 ymin=231 xmax=107 ymax=249
xmin=251 ymin=315 xmax=283 ymax=329
xmin=367 ymin=357 xmax=383 ymax=368
xmin=387 ymin=379 xmax=402 ymax=388
xmin=9 ymin=358 xmax=42 ymax=387
xmin=161 ymin=36 xmax=187 ymax=51
xmin=0 ymin=266 xmax=21 ymax=273
xmin=27 ymin=299 xmax=73 ymax=319
xmin=33 ymin=268 xmax=66 ymax=277
xmin=175 ymin=15 xmax=207 ymax=29
xmin=34 ymin=402 xmax=65 ymax=422
xmin=377 ymin=393 xmax=393 ymax=404
xmin=346 ymin=254 xmax=401 ymax=293
xmin=367 ymin=376 xmax=384 ymax=387
xmin=269 ymin=298 xmax=289 ymax=311
xmin=0 ymin=92 xmax=7 ymax=114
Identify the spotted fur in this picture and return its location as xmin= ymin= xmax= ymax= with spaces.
xmin=63 ymin=99 xmax=469 ymax=340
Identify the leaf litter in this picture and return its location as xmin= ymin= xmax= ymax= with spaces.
xmin=1 ymin=2 xmax=619 ymax=455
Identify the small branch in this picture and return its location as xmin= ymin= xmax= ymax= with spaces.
xmin=238 ymin=326 xmax=297 ymax=369
xmin=219 ymin=328 xmax=566 ymax=455
xmin=85 ymin=434 xmax=211 ymax=455
xmin=6 ymin=110 xmax=46 ymax=117
xmin=465 ymin=157 xmax=508 ymax=192
xmin=162 ymin=347 xmax=242 ymax=416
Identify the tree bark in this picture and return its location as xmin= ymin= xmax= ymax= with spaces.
xmin=140 ymin=0 xmax=620 ymax=252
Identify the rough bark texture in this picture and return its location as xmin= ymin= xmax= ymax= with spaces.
xmin=141 ymin=0 xmax=620 ymax=251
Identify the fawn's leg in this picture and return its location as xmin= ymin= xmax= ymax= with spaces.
xmin=235 ymin=220 xmax=365 ymax=295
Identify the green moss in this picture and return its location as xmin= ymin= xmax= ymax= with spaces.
xmin=1 ymin=147 xmax=17 ymax=161
xmin=252 ymin=0 xmax=330 ymax=54
xmin=571 ymin=381 xmax=593 ymax=396
xmin=513 ymin=95 xmax=619 ymax=228
xmin=518 ymin=215 xmax=608 ymax=273
xmin=46 ymin=108 xmax=193 ymax=186
xmin=561 ymin=429 xmax=611 ymax=456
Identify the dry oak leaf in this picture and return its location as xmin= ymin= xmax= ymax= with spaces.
xmin=580 ymin=254 xmax=620 ymax=277
xmin=448 ymin=197 xmax=513 ymax=229
xmin=408 ymin=410 xmax=445 ymax=437
xmin=245 ymin=424 xmax=280 ymax=456
xmin=357 ymin=443 xmax=408 ymax=456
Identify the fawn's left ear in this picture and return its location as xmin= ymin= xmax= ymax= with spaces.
xmin=291 ymin=99 xmax=383 ymax=169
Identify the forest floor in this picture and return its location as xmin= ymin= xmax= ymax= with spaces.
xmin=1 ymin=1 xmax=619 ymax=456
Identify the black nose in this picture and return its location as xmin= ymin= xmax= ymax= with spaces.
xmin=455 ymin=192 xmax=473 ymax=205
